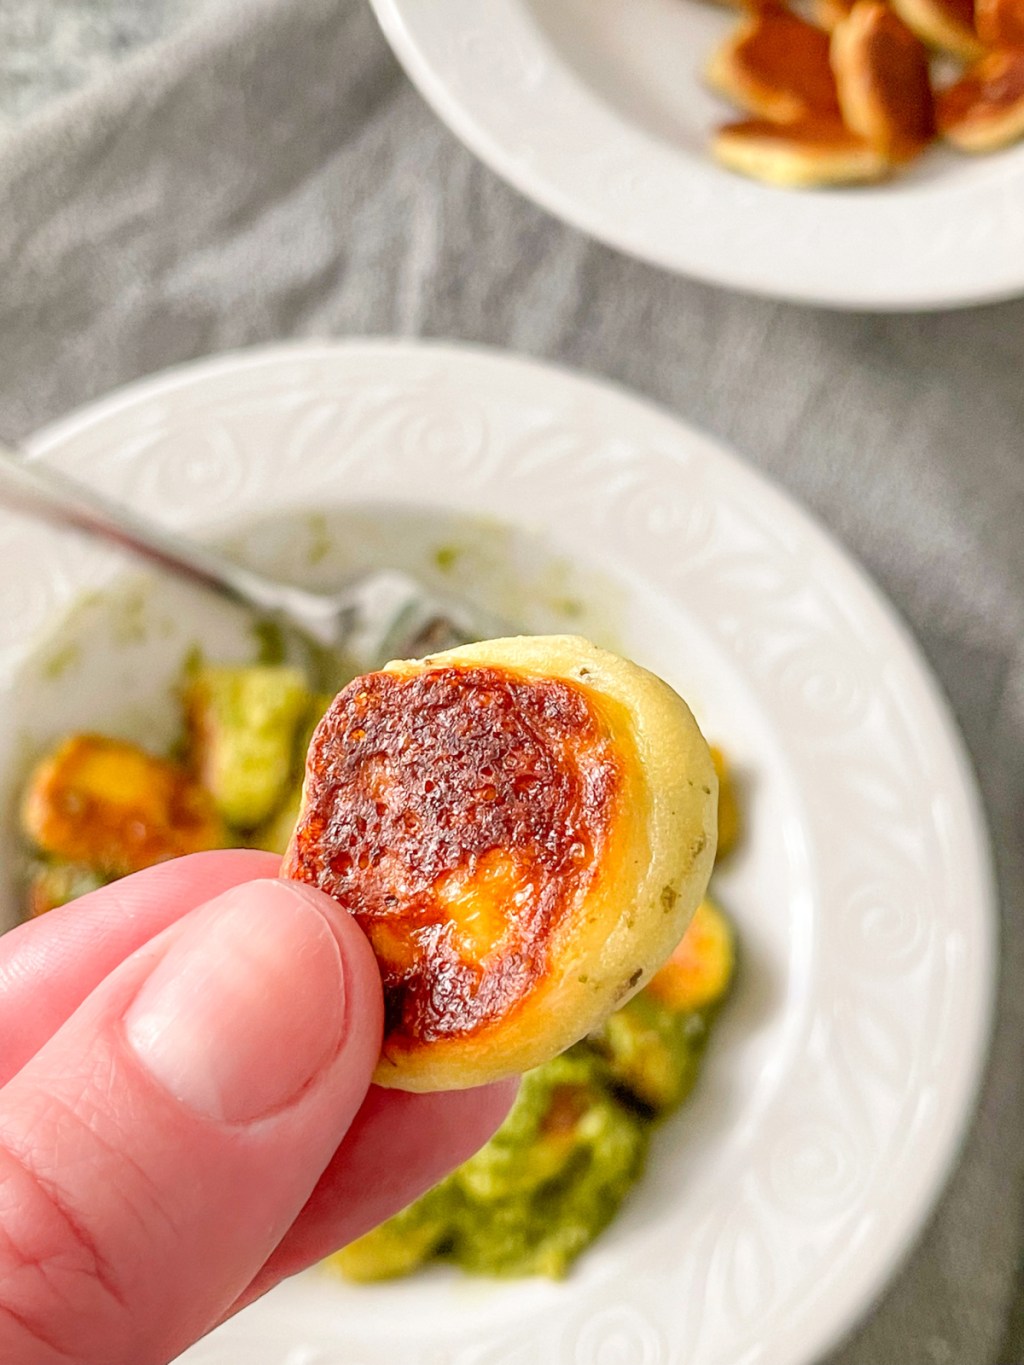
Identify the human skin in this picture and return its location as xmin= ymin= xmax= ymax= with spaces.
xmin=0 ymin=850 xmax=515 ymax=1365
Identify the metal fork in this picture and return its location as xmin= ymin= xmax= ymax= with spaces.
xmin=0 ymin=442 xmax=514 ymax=668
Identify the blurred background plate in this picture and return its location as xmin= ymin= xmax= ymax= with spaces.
xmin=369 ymin=0 xmax=1024 ymax=309
xmin=0 ymin=340 xmax=996 ymax=1365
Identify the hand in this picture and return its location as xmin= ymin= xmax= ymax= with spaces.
xmin=0 ymin=851 xmax=515 ymax=1365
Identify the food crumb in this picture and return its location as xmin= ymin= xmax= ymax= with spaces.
xmin=433 ymin=545 xmax=461 ymax=573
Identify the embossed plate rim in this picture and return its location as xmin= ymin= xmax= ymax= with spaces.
xmin=3 ymin=340 xmax=997 ymax=1365
xmin=369 ymin=0 xmax=1024 ymax=310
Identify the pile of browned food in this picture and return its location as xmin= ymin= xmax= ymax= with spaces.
xmin=702 ymin=0 xmax=1024 ymax=186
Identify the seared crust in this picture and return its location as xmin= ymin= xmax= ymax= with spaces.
xmin=21 ymin=735 xmax=224 ymax=876
xmin=937 ymin=48 xmax=1024 ymax=150
xmin=831 ymin=3 xmax=935 ymax=161
xmin=284 ymin=636 xmax=717 ymax=1091
xmin=706 ymin=8 xmax=841 ymax=122
xmin=289 ymin=664 xmax=621 ymax=1046
xmin=713 ymin=116 xmax=890 ymax=185
xmin=888 ymin=0 xmax=983 ymax=59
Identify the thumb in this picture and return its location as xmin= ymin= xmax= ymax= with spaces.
xmin=0 ymin=878 xmax=383 ymax=1365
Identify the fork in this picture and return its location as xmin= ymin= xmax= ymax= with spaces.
xmin=0 ymin=442 xmax=514 ymax=668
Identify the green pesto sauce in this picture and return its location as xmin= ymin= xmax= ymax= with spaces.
xmin=306 ymin=512 xmax=333 ymax=567
xmin=110 ymin=585 xmax=150 ymax=645
xmin=183 ymin=664 xmax=312 ymax=830
xmin=433 ymin=544 xmax=462 ymax=574
xmin=332 ymin=989 xmax=725 ymax=1284
xmin=40 ymin=642 xmax=81 ymax=681
xmin=252 ymin=619 xmax=288 ymax=667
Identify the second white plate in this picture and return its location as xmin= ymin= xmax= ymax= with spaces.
xmin=370 ymin=0 xmax=1024 ymax=309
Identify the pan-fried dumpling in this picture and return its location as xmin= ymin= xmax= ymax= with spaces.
xmin=283 ymin=636 xmax=717 ymax=1092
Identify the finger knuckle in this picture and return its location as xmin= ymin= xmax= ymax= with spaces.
xmin=0 ymin=1113 xmax=127 ymax=1361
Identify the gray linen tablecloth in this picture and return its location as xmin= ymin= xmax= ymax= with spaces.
xmin=0 ymin=1 xmax=1022 ymax=1360
xmin=0 ymin=1 xmax=194 ymax=125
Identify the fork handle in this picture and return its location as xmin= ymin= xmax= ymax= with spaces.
xmin=0 ymin=444 xmax=343 ymax=645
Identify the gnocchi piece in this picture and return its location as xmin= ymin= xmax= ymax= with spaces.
xmin=713 ymin=116 xmax=889 ymax=186
xmin=21 ymin=734 xmax=224 ymax=877
xmin=937 ymin=48 xmax=1024 ymax=151
xmin=284 ymin=636 xmax=718 ymax=1091
xmin=830 ymin=3 xmax=935 ymax=161
xmin=706 ymin=9 xmax=842 ymax=123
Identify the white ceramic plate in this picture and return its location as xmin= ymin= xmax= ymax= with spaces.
xmin=369 ymin=0 xmax=1024 ymax=309
xmin=0 ymin=341 xmax=994 ymax=1365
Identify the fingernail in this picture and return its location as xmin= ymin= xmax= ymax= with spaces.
xmin=125 ymin=880 xmax=346 ymax=1124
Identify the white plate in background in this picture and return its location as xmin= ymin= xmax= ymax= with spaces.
xmin=0 ymin=340 xmax=995 ymax=1365
xmin=370 ymin=0 xmax=1024 ymax=309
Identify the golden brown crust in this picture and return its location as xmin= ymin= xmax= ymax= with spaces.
xmin=21 ymin=735 xmax=224 ymax=875
xmin=706 ymin=9 xmax=842 ymax=123
xmin=830 ymin=3 xmax=935 ymax=161
xmin=285 ymin=664 xmax=621 ymax=1046
xmin=284 ymin=636 xmax=718 ymax=1091
xmin=937 ymin=48 xmax=1024 ymax=150
xmin=888 ymin=0 xmax=983 ymax=59
xmin=713 ymin=116 xmax=890 ymax=185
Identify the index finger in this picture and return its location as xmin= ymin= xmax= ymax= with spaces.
xmin=0 ymin=848 xmax=280 ymax=1084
